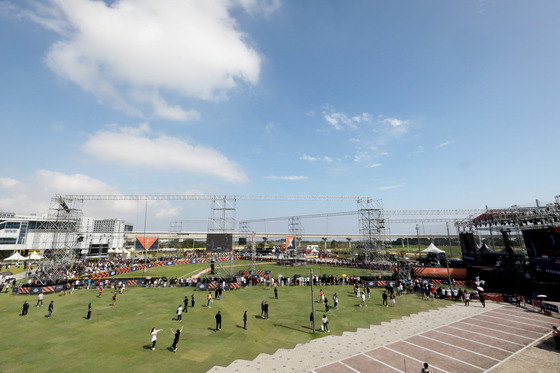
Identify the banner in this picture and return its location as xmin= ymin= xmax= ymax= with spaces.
xmin=286 ymin=236 xmax=295 ymax=250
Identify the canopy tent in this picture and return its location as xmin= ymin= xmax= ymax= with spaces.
xmin=421 ymin=243 xmax=445 ymax=254
xmin=28 ymin=251 xmax=43 ymax=260
xmin=4 ymin=252 xmax=27 ymax=261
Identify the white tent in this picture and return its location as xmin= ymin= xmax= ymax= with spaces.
xmin=4 ymin=252 xmax=27 ymax=261
xmin=421 ymin=243 xmax=445 ymax=254
xmin=28 ymin=251 xmax=43 ymax=260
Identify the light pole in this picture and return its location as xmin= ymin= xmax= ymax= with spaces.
xmin=310 ymin=269 xmax=315 ymax=334
xmin=416 ymin=224 xmax=421 ymax=256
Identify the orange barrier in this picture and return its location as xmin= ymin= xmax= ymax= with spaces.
xmin=412 ymin=266 xmax=467 ymax=279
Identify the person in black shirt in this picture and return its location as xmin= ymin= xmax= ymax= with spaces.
xmin=215 ymin=311 xmax=222 ymax=331
xmin=170 ymin=326 xmax=183 ymax=352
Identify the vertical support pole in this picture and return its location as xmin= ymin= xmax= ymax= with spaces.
xmin=310 ymin=269 xmax=315 ymax=334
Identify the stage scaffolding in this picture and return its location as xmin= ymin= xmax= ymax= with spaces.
xmin=32 ymin=195 xmax=83 ymax=285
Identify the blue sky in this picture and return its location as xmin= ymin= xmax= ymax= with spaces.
xmin=1 ymin=1 xmax=559 ymax=234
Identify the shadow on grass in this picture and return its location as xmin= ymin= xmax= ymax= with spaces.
xmin=142 ymin=345 xmax=152 ymax=350
xmin=273 ymin=323 xmax=309 ymax=334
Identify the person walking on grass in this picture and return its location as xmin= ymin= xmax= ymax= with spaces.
xmin=191 ymin=294 xmax=195 ymax=308
xmin=170 ymin=326 xmax=183 ymax=352
xmin=390 ymin=293 xmax=395 ymax=307
xmin=207 ymin=292 xmax=212 ymax=308
xmin=333 ymin=293 xmax=339 ymax=310
xmin=184 ymin=296 xmax=188 ymax=313
xmin=112 ymin=292 xmax=117 ymax=306
xmin=86 ymin=303 xmax=92 ymax=320
xmin=47 ymin=301 xmax=54 ymax=318
xmin=360 ymin=292 xmax=367 ymax=307
xmin=177 ymin=305 xmax=183 ymax=322
xmin=36 ymin=291 xmax=44 ymax=307
xmin=243 ymin=310 xmax=247 ymax=330
xmin=215 ymin=310 xmax=222 ymax=331
xmin=150 ymin=327 xmax=162 ymax=350
xmin=21 ymin=301 xmax=29 ymax=316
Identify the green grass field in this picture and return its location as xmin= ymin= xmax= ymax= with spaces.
xmin=0 ymin=263 xmax=446 ymax=373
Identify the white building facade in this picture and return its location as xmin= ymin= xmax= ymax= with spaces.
xmin=0 ymin=212 xmax=130 ymax=257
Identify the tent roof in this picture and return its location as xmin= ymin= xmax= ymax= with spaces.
xmin=421 ymin=243 xmax=444 ymax=254
xmin=28 ymin=252 xmax=43 ymax=260
xmin=5 ymin=252 xmax=27 ymax=261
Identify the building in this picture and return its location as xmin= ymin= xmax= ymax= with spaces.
xmin=0 ymin=212 xmax=130 ymax=257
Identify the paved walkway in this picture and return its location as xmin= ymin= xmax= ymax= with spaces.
xmin=209 ymin=302 xmax=559 ymax=373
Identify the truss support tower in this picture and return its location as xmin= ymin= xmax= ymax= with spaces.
xmin=33 ymin=195 xmax=83 ymax=285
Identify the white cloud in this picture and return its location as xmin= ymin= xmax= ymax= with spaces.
xmin=301 ymin=154 xmax=318 ymax=162
xmin=322 ymin=107 xmax=371 ymax=130
xmin=408 ymin=146 xmax=424 ymax=156
xmin=83 ymin=123 xmax=248 ymax=183
xmin=265 ymin=122 xmax=276 ymax=134
xmin=0 ymin=177 xmax=19 ymax=189
xmin=379 ymin=183 xmax=405 ymax=191
xmin=367 ymin=163 xmax=382 ymax=168
xmin=25 ymin=0 xmax=268 ymax=120
xmin=0 ymin=170 xmax=125 ymax=216
xmin=382 ymin=118 xmax=408 ymax=127
xmin=0 ymin=170 xmax=179 ymax=222
xmin=436 ymin=139 xmax=456 ymax=148
xmin=301 ymin=154 xmax=333 ymax=163
xmin=267 ymin=175 xmax=308 ymax=180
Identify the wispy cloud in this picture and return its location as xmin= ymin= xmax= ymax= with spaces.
xmin=408 ymin=146 xmax=424 ymax=156
xmin=322 ymin=107 xmax=371 ymax=130
xmin=266 ymin=175 xmax=308 ymax=180
xmin=265 ymin=122 xmax=276 ymax=134
xmin=381 ymin=117 xmax=409 ymax=127
xmin=436 ymin=139 xmax=456 ymax=148
xmin=367 ymin=163 xmax=382 ymax=168
xmin=300 ymin=154 xmax=333 ymax=163
xmin=379 ymin=183 xmax=405 ymax=190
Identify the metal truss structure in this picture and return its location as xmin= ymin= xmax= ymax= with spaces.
xmin=33 ymin=195 xmax=83 ymax=285
xmin=66 ymin=194 xmax=369 ymax=235
xmin=454 ymin=197 xmax=560 ymax=250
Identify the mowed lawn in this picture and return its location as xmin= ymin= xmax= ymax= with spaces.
xmin=0 ymin=263 xmax=447 ymax=372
